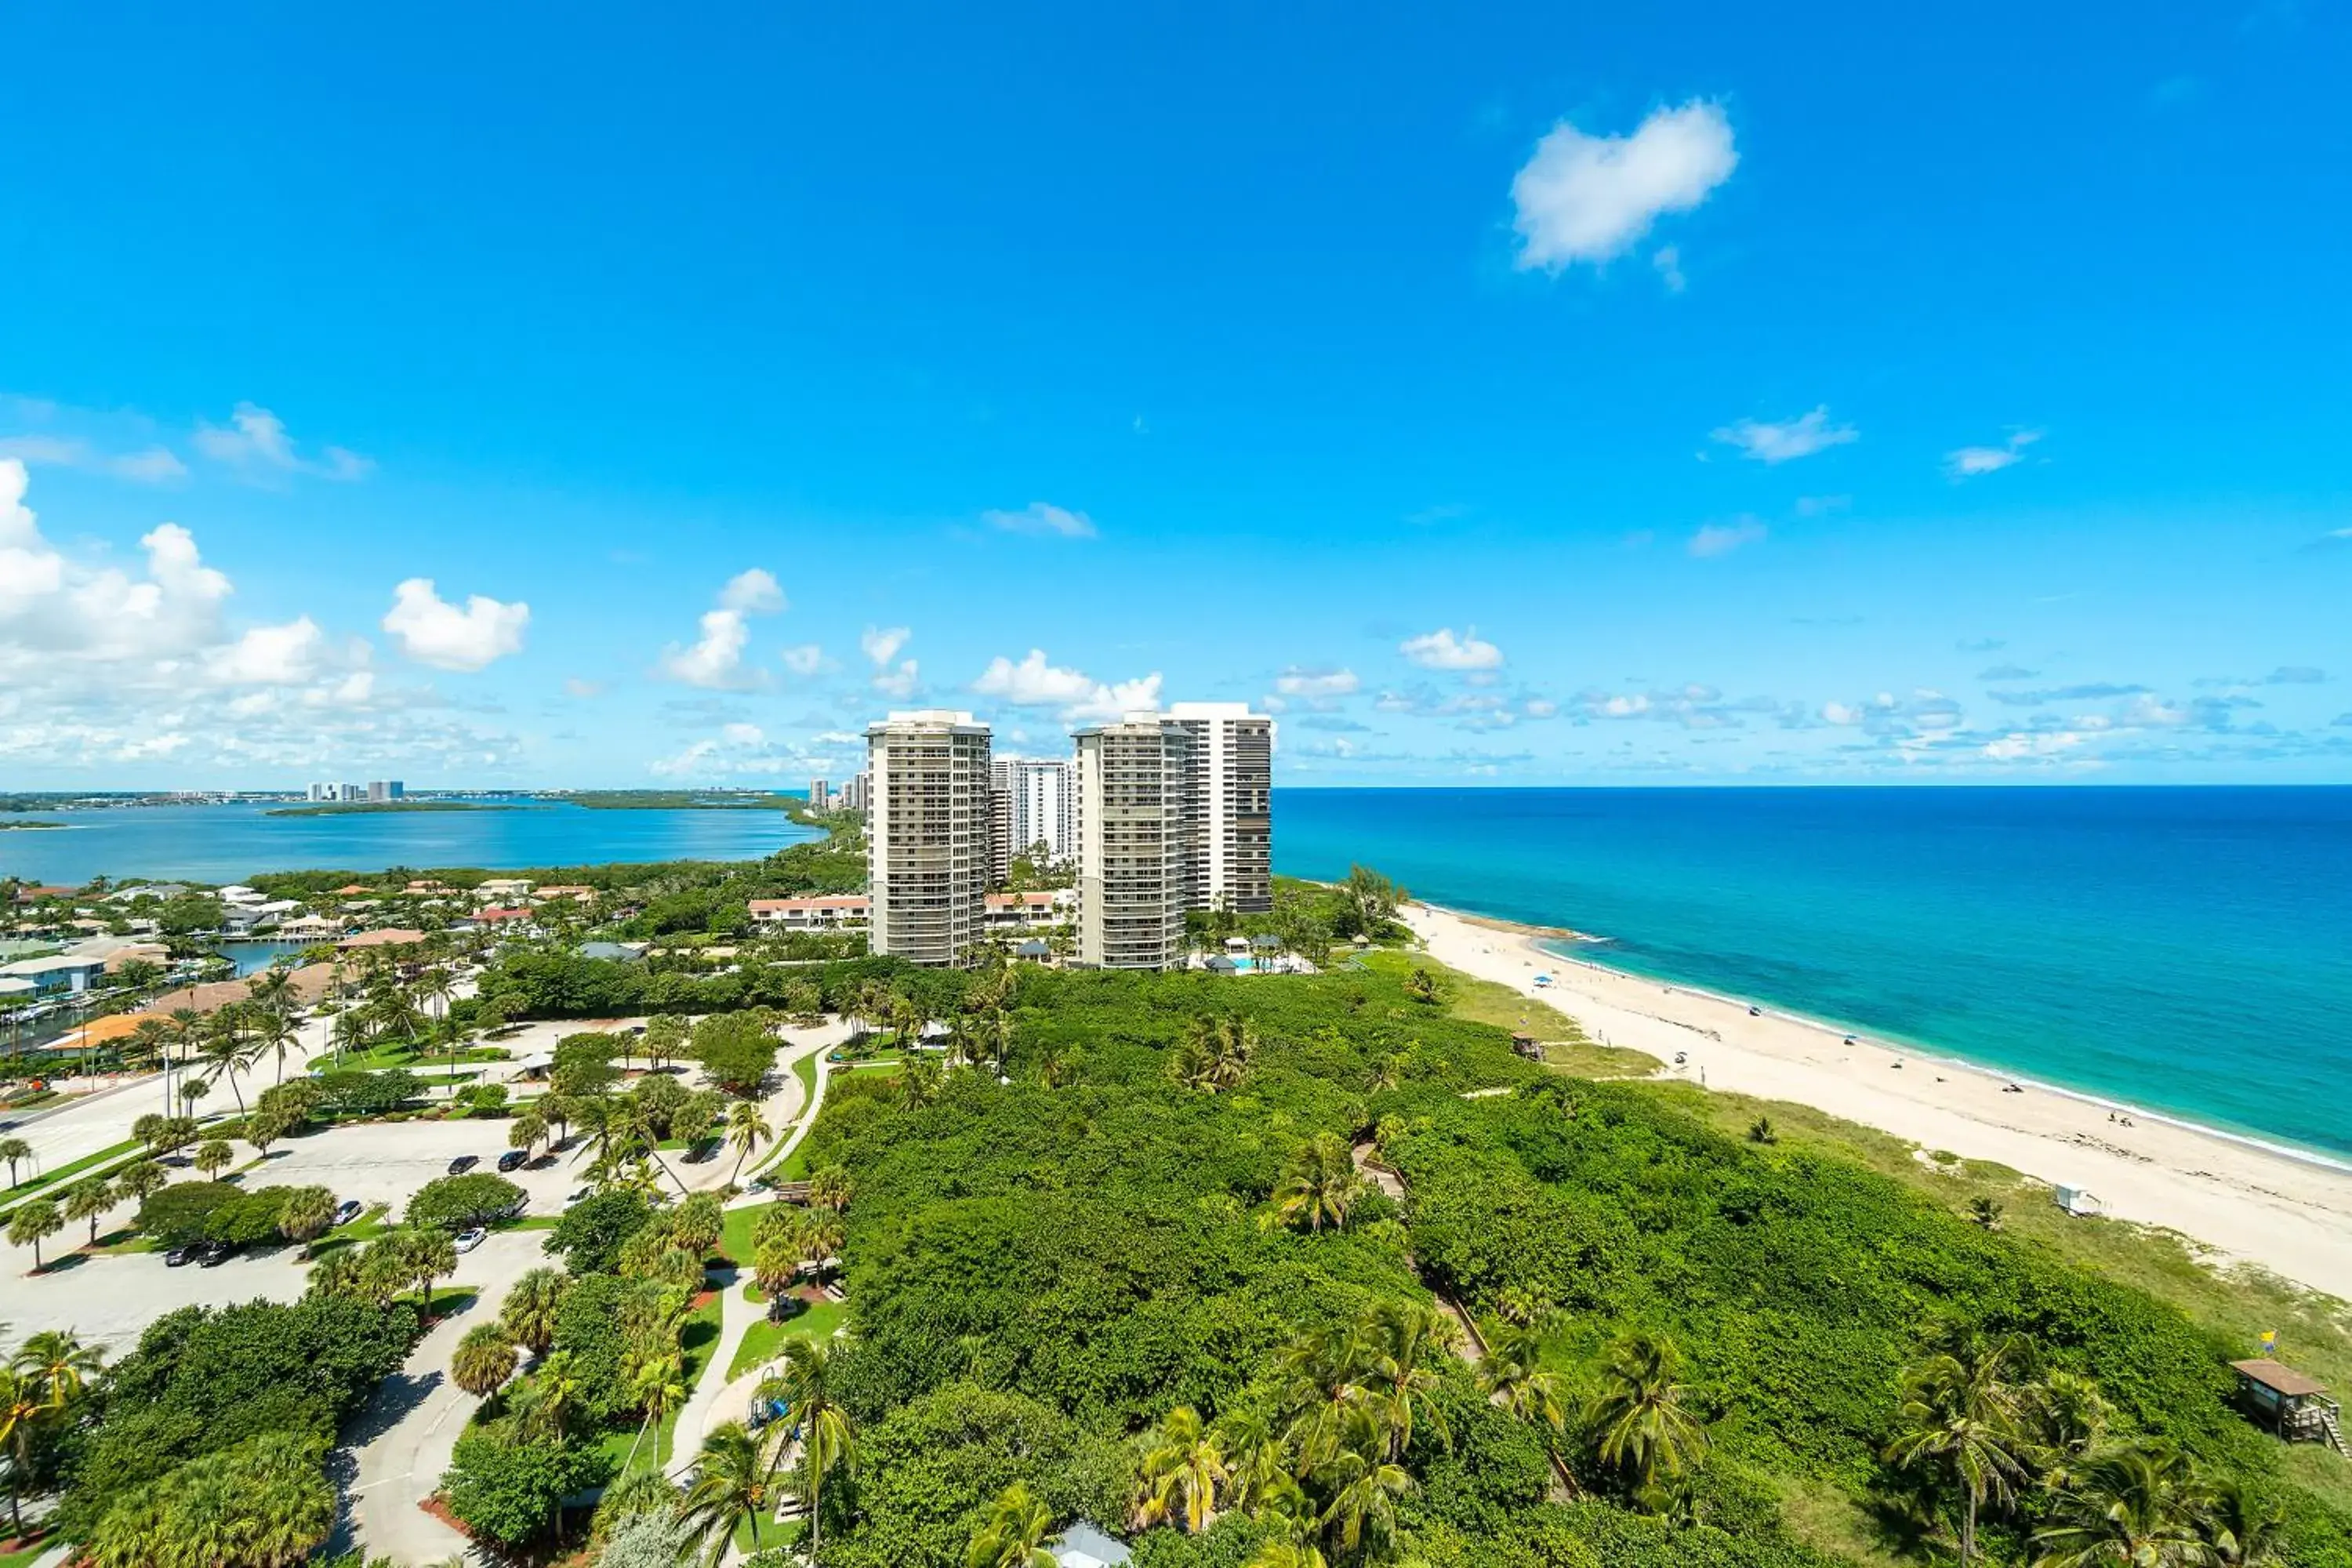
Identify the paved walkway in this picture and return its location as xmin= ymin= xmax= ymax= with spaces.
xmin=668 ymin=1033 xmax=844 ymax=1470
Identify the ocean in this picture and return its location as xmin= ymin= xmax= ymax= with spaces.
xmin=1276 ymin=787 xmax=2352 ymax=1163
xmin=0 ymin=799 xmax=819 ymax=886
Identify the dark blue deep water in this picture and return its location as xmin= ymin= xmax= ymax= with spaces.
xmin=1277 ymin=787 xmax=2352 ymax=1161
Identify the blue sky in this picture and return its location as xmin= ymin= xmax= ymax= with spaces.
xmin=3 ymin=1 xmax=2348 ymax=788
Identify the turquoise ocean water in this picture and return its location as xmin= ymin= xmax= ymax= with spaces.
xmin=1276 ymin=787 xmax=2352 ymax=1163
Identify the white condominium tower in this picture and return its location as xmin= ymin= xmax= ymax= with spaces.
xmin=1166 ymin=702 xmax=1273 ymax=914
xmin=866 ymin=710 xmax=993 ymax=967
xmin=990 ymin=757 xmax=1077 ymax=866
xmin=1073 ymin=702 xmax=1275 ymax=969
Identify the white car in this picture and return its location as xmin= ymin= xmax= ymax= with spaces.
xmin=454 ymin=1227 xmax=487 ymax=1253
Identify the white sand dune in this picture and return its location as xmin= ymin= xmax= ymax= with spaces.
xmin=1405 ymin=901 xmax=2352 ymax=1302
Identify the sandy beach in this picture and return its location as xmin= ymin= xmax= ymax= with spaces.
xmin=1405 ymin=901 xmax=2352 ymax=1302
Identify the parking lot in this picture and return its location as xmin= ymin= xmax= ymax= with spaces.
xmin=253 ymin=1116 xmax=584 ymax=1217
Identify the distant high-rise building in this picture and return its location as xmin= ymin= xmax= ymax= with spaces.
xmin=808 ymin=778 xmax=830 ymax=814
xmin=339 ymin=782 xmax=367 ymax=802
xmin=990 ymin=757 xmax=1076 ymax=868
xmin=986 ymin=786 xmax=1014 ymax=889
xmin=365 ymin=780 xmax=404 ymax=804
xmin=837 ymin=771 xmax=871 ymax=815
xmin=866 ymin=711 xmax=992 ymax=967
xmin=307 ymin=782 xmax=336 ymax=802
xmin=1167 ymin=703 xmax=1273 ymax=913
xmin=1073 ymin=715 xmax=1196 ymax=970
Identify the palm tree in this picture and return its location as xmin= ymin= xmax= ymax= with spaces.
xmin=501 ymin=1265 xmax=569 ymax=1355
xmin=0 ymin=1367 xmax=50 ymax=1535
xmin=2031 ymin=1443 xmax=2210 ymax=1568
xmin=194 ymin=1138 xmax=235 ymax=1179
xmin=278 ymin=1185 xmax=338 ymax=1253
xmin=8 ymin=1197 xmax=63 ymax=1269
xmin=1317 ymin=1432 xmax=1415 ymax=1561
xmin=1478 ymin=1325 xmax=1568 ymax=1432
xmin=678 ymin=1421 xmax=782 ymax=1565
xmin=381 ymin=1225 xmax=459 ymax=1316
xmin=307 ymin=1248 xmax=366 ymax=1301
xmin=114 ymin=1159 xmax=169 ymax=1207
xmin=1362 ymin=1300 xmax=1453 ymax=1460
xmin=725 ymin=1099 xmax=772 ymax=1181
xmin=1588 ymin=1332 xmax=1710 ymax=1490
xmin=247 ymin=1007 xmax=299 ymax=1086
xmin=966 ymin=1480 xmax=1057 ymax=1568
xmin=197 ymin=1017 xmax=258 ymax=1114
xmin=452 ymin=1323 xmax=519 ymax=1398
xmin=2200 ymin=1478 xmax=2285 ymax=1566
xmin=13 ymin=1328 xmax=103 ymax=1406
xmin=517 ymin=1349 xmax=583 ymax=1440
xmin=1247 ymin=1545 xmax=1330 ymax=1568
xmin=1273 ymin=1134 xmax=1361 ymax=1233
xmin=627 ymin=1348 xmax=689 ymax=1467
xmin=808 ymin=1163 xmax=855 ymax=1212
xmin=763 ymin=1337 xmax=854 ymax=1556
xmin=508 ymin=1109 xmax=548 ymax=1160
xmin=1140 ymin=1406 xmax=1229 ymax=1534
xmin=1969 ymin=1196 xmax=2004 ymax=1230
xmin=64 ymin=1175 xmax=115 ymax=1245
xmin=2028 ymin=1369 xmax=2114 ymax=1492
xmin=0 ymin=1136 xmax=31 ymax=1188
xmin=1884 ymin=1337 xmax=2034 ymax=1565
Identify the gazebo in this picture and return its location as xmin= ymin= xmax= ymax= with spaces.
xmin=2229 ymin=1359 xmax=2345 ymax=1451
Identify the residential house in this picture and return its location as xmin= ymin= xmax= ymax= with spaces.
xmin=749 ymin=895 xmax=871 ymax=932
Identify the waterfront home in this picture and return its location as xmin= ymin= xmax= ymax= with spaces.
xmin=0 ymin=954 xmax=108 ymax=996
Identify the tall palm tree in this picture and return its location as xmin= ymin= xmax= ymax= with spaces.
xmin=2029 ymin=1369 xmax=2114 ymax=1493
xmin=761 ymin=1338 xmax=854 ymax=1557
xmin=13 ymin=1328 xmax=103 ymax=1406
xmin=381 ymin=1225 xmax=459 ymax=1316
xmin=628 ymin=1348 xmax=689 ymax=1467
xmin=1588 ymin=1332 xmax=1710 ymax=1491
xmin=278 ymin=1186 xmax=339 ymax=1254
xmin=517 ymin=1349 xmax=583 ymax=1441
xmin=1885 ymin=1337 xmax=2034 ymax=1566
xmin=64 ymin=1175 xmax=116 ymax=1245
xmin=1279 ymin=1320 xmax=1380 ymax=1474
xmin=678 ymin=1421 xmax=782 ymax=1566
xmin=8 ymin=1198 xmax=63 ymax=1269
xmin=2031 ymin=1443 xmax=2210 ymax=1568
xmin=0 ymin=1367 xmax=52 ymax=1536
xmin=197 ymin=1016 xmax=258 ymax=1114
xmin=725 ymin=1099 xmax=772 ymax=1181
xmin=500 ymin=1266 xmax=569 ymax=1355
xmin=0 ymin=1137 xmax=31 ymax=1188
xmin=1140 ymin=1406 xmax=1230 ymax=1534
xmin=1478 ymin=1325 xmax=1568 ymax=1432
xmin=114 ymin=1158 xmax=169 ymax=1207
xmin=808 ymin=1163 xmax=855 ymax=1212
xmin=2200 ymin=1478 xmax=2285 ymax=1566
xmin=1273 ymin=1134 xmax=1362 ymax=1233
xmin=965 ymin=1480 xmax=1057 ymax=1568
xmin=1316 ymin=1432 xmax=1415 ymax=1562
xmin=1363 ymin=1300 xmax=1454 ymax=1459
xmin=247 ymin=1007 xmax=299 ymax=1086
xmin=451 ymin=1323 xmax=518 ymax=1398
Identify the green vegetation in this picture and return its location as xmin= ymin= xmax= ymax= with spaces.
xmin=1356 ymin=946 xmax=1661 ymax=1077
xmin=729 ymin=1298 xmax=848 ymax=1381
xmin=557 ymin=789 xmax=809 ymax=811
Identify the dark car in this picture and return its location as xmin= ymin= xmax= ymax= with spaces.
xmin=197 ymin=1241 xmax=235 ymax=1268
xmin=495 ymin=1149 xmax=528 ymax=1173
xmin=448 ymin=1155 xmax=480 ymax=1174
xmin=164 ymin=1243 xmax=199 ymax=1267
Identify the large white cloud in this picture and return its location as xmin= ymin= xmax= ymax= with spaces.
xmin=1512 ymin=100 xmax=1738 ymax=271
xmin=1274 ymin=666 xmax=1359 ymax=699
xmin=658 ymin=569 xmax=786 ymax=689
xmin=1711 ymin=408 xmax=1857 ymax=464
xmin=382 ymin=578 xmax=530 ymax=671
xmin=972 ymin=648 xmax=1162 ymax=722
xmin=1399 ymin=628 xmax=1504 ymax=672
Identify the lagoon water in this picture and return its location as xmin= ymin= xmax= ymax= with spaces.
xmin=1277 ymin=787 xmax=2352 ymax=1162
xmin=0 ymin=799 xmax=818 ymax=886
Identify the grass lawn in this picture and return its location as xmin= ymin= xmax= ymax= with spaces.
xmin=0 ymin=1534 xmax=57 ymax=1568
xmin=307 ymin=1202 xmax=392 ymax=1258
xmin=1358 ymin=948 xmax=1660 ymax=1079
xmin=596 ymin=1287 xmax=728 ymax=1478
xmin=791 ymin=1050 xmax=818 ymax=1102
xmin=726 ymin=1298 xmax=845 ymax=1381
xmin=494 ymin=1214 xmax=559 ymax=1232
xmin=318 ymin=1041 xmax=509 ymax=1073
xmin=0 ymin=1135 xmax=144 ymax=1213
xmin=720 ymin=1200 xmax=782 ymax=1268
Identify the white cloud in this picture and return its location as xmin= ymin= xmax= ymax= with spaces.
xmin=1982 ymin=730 xmax=2086 ymax=762
xmin=861 ymin=626 xmax=911 ymax=667
xmin=205 ymin=617 xmax=326 ymax=685
xmin=1822 ymin=701 xmax=1863 ymax=725
xmin=381 ymin=578 xmax=529 ymax=671
xmin=1944 ymin=430 xmax=2043 ymax=480
xmin=1399 ymin=627 xmax=1504 ymax=671
xmin=659 ymin=572 xmax=787 ymax=689
xmin=717 ymin=568 xmax=786 ymax=614
xmin=0 ymin=434 xmax=189 ymax=485
xmin=1274 ymin=666 xmax=1359 ymax=699
xmin=1511 ymin=100 xmax=1738 ymax=272
xmin=661 ymin=608 xmax=756 ymax=688
xmin=1711 ymin=407 xmax=1858 ymax=464
xmin=972 ymin=648 xmax=1163 ymax=721
xmin=873 ymin=659 xmax=920 ymax=699
xmin=779 ymin=643 xmax=824 ymax=676
xmin=982 ymin=502 xmax=1097 ymax=539
xmin=1689 ymin=517 xmax=1767 ymax=557
xmin=1652 ymin=245 xmax=1686 ymax=292
xmin=192 ymin=402 xmax=372 ymax=482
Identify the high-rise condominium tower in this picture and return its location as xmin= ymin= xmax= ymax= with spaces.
xmin=990 ymin=757 xmax=1077 ymax=867
xmin=1165 ymin=702 xmax=1274 ymax=913
xmin=1073 ymin=703 xmax=1274 ymax=969
xmin=866 ymin=710 xmax=993 ymax=967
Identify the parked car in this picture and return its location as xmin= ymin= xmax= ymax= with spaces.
xmin=565 ymin=1187 xmax=595 ymax=1207
xmin=454 ymin=1227 xmax=487 ymax=1254
xmin=447 ymin=1155 xmax=479 ymax=1174
xmin=331 ymin=1200 xmax=363 ymax=1227
xmin=164 ymin=1243 xmax=198 ymax=1267
xmin=197 ymin=1241 xmax=236 ymax=1268
xmin=496 ymin=1149 xmax=528 ymax=1172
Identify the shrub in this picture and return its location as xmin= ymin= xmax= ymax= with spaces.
xmin=406 ymin=1171 xmax=528 ymax=1231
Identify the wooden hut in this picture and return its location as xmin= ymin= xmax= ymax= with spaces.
xmin=2229 ymin=1359 xmax=2345 ymax=1452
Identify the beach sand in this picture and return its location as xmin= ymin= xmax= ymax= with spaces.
xmin=1404 ymin=901 xmax=2352 ymax=1302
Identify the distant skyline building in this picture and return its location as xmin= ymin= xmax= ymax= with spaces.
xmin=865 ymin=710 xmax=992 ymax=967
xmin=808 ymin=777 xmax=830 ymax=814
xmin=1072 ymin=702 xmax=1275 ymax=969
xmin=366 ymin=780 xmax=405 ymax=804
xmin=991 ymin=756 xmax=1076 ymax=868
xmin=987 ymin=786 xmax=1014 ymax=889
xmin=840 ymin=771 xmax=871 ymax=815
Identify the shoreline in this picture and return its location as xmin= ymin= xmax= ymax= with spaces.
xmin=1404 ymin=898 xmax=2352 ymax=1301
